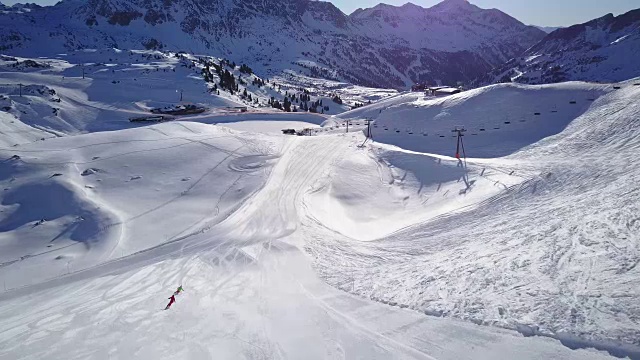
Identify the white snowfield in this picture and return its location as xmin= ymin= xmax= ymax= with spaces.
xmin=0 ymin=56 xmax=639 ymax=359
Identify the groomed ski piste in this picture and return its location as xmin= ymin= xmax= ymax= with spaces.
xmin=0 ymin=53 xmax=639 ymax=360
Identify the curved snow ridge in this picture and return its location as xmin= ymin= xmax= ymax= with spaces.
xmin=514 ymin=81 xmax=640 ymax=161
xmin=303 ymin=143 xmax=528 ymax=241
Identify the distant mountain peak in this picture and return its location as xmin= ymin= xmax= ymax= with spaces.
xmin=365 ymin=0 xmax=472 ymax=13
xmin=430 ymin=0 xmax=474 ymax=11
xmin=397 ymin=2 xmax=423 ymax=10
xmin=438 ymin=0 xmax=471 ymax=5
xmin=350 ymin=0 xmax=478 ymax=20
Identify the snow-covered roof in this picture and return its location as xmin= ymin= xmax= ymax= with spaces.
xmin=434 ymin=87 xmax=461 ymax=94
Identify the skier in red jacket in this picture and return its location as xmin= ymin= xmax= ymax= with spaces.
xmin=165 ymin=294 xmax=176 ymax=310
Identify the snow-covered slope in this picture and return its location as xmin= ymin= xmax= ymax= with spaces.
xmin=0 ymin=122 xmax=286 ymax=287
xmin=1 ymin=58 xmax=639 ymax=358
xmin=0 ymin=0 xmax=545 ymax=88
xmin=332 ymin=82 xmax=614 ymax=157
xmin=479 ymin=9 xmax=640 ymax=85
xmin=318 ymin=79 xmax=640 ymax=352
xmin=0 ymin=126 xmax=619 ymax=360
xmin=0 ymin=50 xmax=339 ymax=286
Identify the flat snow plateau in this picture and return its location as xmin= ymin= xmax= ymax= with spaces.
xmin=0 ymin=54 xmax=639 ymax=359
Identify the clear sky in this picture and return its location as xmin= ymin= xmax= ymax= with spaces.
xmin=2 ymin=0 xmax=639 ymax=27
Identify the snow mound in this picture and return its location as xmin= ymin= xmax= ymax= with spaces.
xmin=335 ymin=82 xmax=615 ymax=157
xmin=228 ymin=155 xmax=279 ymax=173
xmin=81 ymin=168 xmax=105 ymax=176
xmin=305 ymin=146 xmax=524 ymax=241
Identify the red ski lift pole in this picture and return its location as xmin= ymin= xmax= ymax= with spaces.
xmin=452 ymin=126 xmax=466 ymax=160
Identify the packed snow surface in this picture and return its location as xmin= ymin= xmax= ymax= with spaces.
xmin=0 ymin=53 xmax=639 ymax=359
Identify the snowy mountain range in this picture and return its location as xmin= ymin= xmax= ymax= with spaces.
xmin=0 ymin=2 xmax=41 ymax=14
xmin=479 ymin=9 xmax=640 ymax=85
xmin=0 ymin=0 xmax=545 ymax=88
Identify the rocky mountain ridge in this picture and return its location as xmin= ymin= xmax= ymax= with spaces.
xmin=0 ymin=0 xmax=546 ymax=88
xmin=478 ymin=9 xmax=640 ymax=85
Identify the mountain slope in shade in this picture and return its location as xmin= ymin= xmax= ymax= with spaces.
xmin=479 ymin=9 xmax=640 ymax=85
xmin=0 ymin=0 xmax=545 ymax=88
